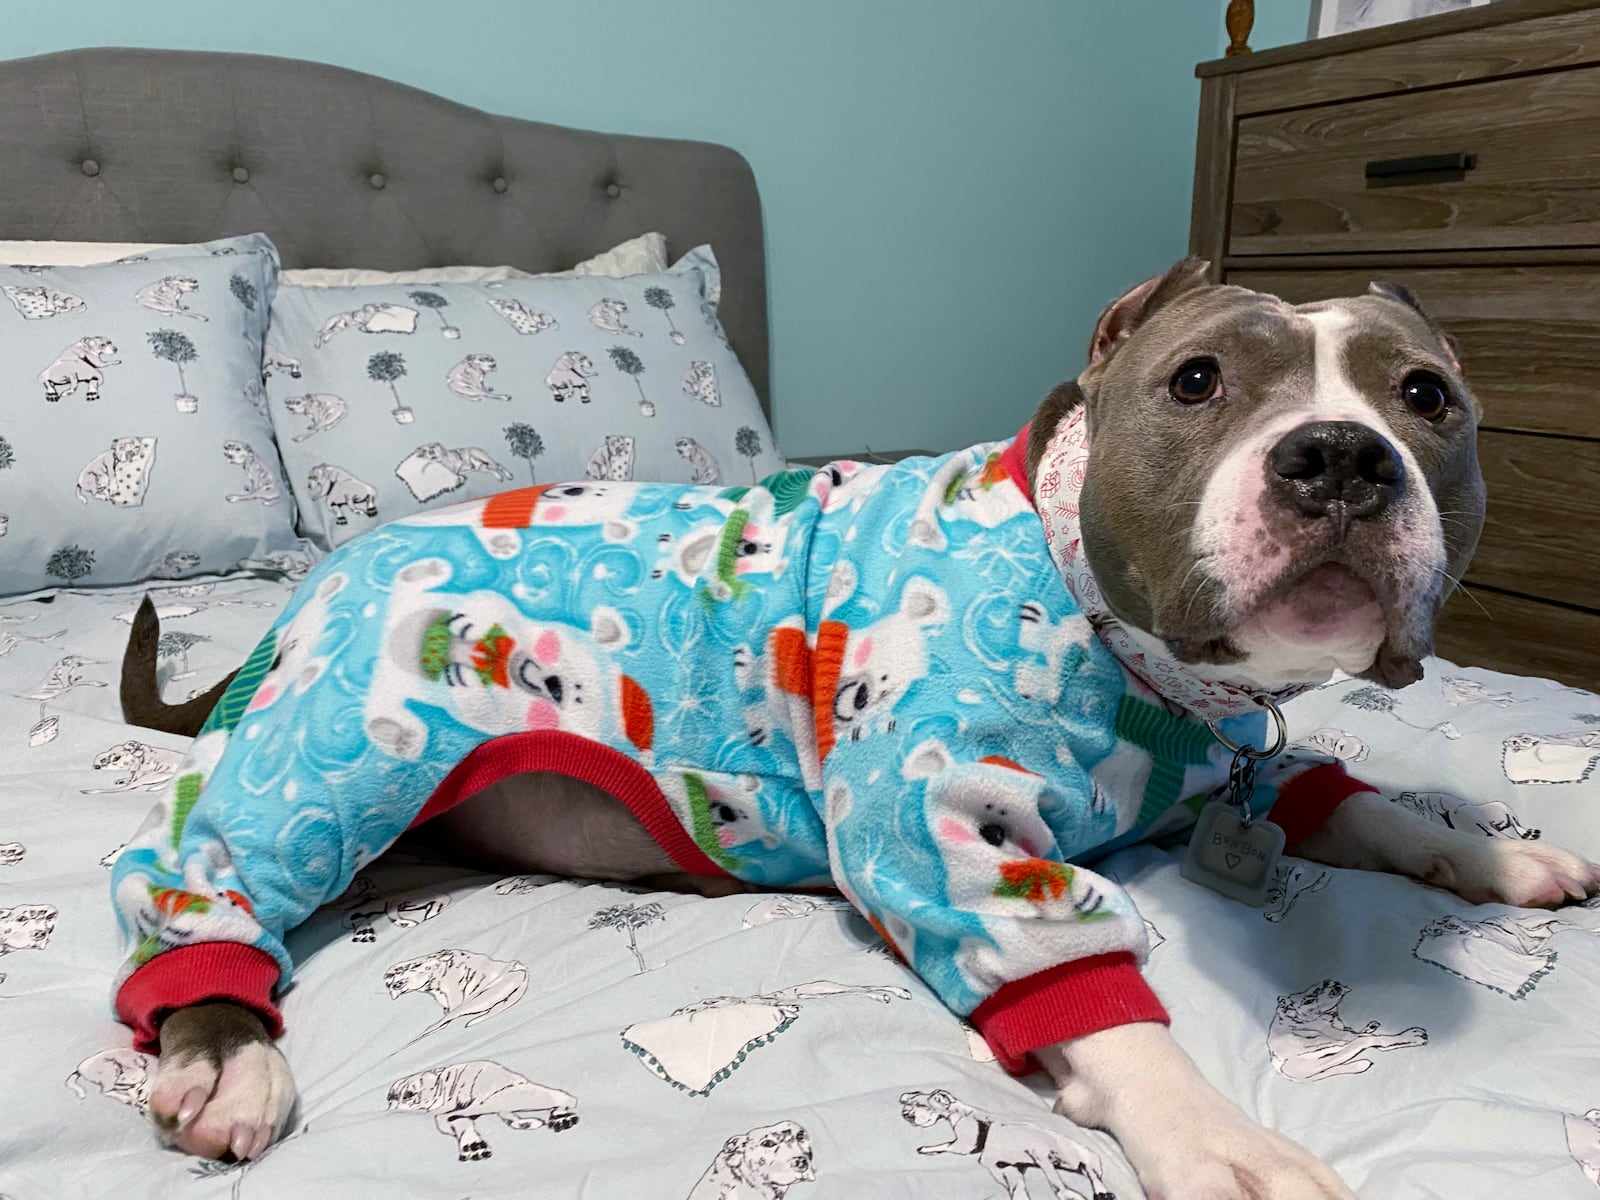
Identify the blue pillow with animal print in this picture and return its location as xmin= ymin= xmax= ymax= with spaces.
xmin=262 ymin=245 xmax=784 ymax=548
xmin=0 ymin=233 xmax=309 ymax=596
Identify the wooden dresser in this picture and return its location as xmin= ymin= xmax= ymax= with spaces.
xmin=1191 ymin=0 xmax=1600 ymax=692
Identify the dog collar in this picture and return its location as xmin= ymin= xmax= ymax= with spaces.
xmin=1021 ymin=408 xmax=1312 ymax=720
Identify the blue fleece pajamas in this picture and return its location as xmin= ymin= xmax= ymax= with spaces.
xmin=112 ymin=441 xmax=1359 ymax=1065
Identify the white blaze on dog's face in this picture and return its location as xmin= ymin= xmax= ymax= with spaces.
xmin=1049 ymin=262 xmax=1485 ymax=691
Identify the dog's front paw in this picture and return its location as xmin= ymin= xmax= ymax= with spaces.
xmin=1110 ymin=1110 xmax=1355 ymax=1200
xmin=1434 ymin=837 xmax=1600 ymax=908
xmin=148 ymin=1003 xmax=294 ymax=1161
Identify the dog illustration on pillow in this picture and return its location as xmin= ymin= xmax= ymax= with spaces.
xmin=76 ymin=437 xmax=156 ymax=506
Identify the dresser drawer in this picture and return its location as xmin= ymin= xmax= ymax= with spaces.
xmin=1227 ymin=265 xmax=1600 ymax=439
xmin=1469 ymin=431 xmax=1600 ymax=610
xmin=1230 ymin=67 xmax=1600 ymax=255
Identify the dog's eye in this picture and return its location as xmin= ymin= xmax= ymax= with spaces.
xmin=1169 ymin=358 xmax=1222 ymax=405
xmin=1400 ymin=370 xmax=1451 ymax=422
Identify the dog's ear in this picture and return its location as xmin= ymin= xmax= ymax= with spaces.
xmin=1368 ymin=280 xmax=1463 ymax=371
xmin=1087 ymin=259 xmax=1212 ymax=371
xmin=721 ymin=1133 xmax=748 ymax=1169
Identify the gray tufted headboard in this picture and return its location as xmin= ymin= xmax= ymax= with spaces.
xmin=0 ymin=47 xmax=770 ymax=414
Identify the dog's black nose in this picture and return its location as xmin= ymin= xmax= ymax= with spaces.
xmin=1269 ymin=421 xmax=1403 ymax=527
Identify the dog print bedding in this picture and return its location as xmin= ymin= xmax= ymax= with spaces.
xmin=2 ymin=575 xmax=1598 ymax=1198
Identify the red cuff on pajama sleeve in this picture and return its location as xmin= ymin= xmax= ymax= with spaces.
xmin=116 ymin=942 xmax=283 ymax=1054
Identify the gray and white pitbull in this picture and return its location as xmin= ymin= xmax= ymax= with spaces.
xmin=125 ymin=262 xmax=1600 ymax=1198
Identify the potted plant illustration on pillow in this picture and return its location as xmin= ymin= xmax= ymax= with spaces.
xmin=504 ymin=422 xmax=545 ymax=484
xmin=0 ymin=433 xmax=11 ymax=539
xmin=230 ymin=272 xmax=259 ymax=339
xmin=409 ymin=291 xmax=460 ymax=340
xmin=148 ymin=329 xmax=200 ymax=413
xmin=643 ymin=287 xmax=685 ymax=345
xmin=735 ymin=426 xmax=764 ymax=484
xmin=369 ymin=350 xmax=413 ymax=424
xmin=608 ymin=345 xmax=653 ymax=417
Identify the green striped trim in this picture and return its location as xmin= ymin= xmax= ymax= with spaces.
xmin=170 ymin=772 xmax=204 ymax=849
xmin=200 ymin=629 xmax=278 ymax=735
xmin=1115 ymin=695 xmax=1221 ymax=826
xmin=711 ymin=510 xmax=754 ymax=603
xmin=683 ymin=772 xmax=743 ymax=871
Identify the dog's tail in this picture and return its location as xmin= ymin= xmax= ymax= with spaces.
xmin=120 ymin=595 xmax=236 ymax=737
xmin=63 ymin=1070 xmax=87 ymax=1098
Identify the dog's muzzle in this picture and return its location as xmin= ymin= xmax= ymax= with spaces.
xmin=1269 ymin=421 xmax=1404 ymax=527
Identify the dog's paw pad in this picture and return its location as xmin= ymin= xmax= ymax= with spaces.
xmin=548 ymin=1112 xmax=578 ymax=1132
xmin=460 ymin=1141 xmax=491 ymax=1161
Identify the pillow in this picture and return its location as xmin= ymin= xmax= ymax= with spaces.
xmin=264 ymin=245 xmax=784 ymax=548
xmin=0 ymin=232 xmax=669 ymax=283
xmin=0 ymin=233 xmax=305 ymax=595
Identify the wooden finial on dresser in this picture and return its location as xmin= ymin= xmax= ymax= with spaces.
xmin=1225 ymin=0 xmax=1254 ymax=56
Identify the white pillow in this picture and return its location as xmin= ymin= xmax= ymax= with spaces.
xmin=0 ymin=231 xmax=669 ymax=281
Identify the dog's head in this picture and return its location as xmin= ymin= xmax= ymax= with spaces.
xmin=383 ymin=952 xmax=450 ymax=997
xmin=385 ymin=1068 xmax=441 ymax=1112
xmin=79 ymin=336 xmax=119 ymax=364
xmin=93 ymin=741 xmax=146 ymax=771
xmin=899 ymin=1088 xmax=958 ymax=1128
xmin=1277 ymin=978 xmax=1349 ymax=1022
xmin=719 ymin=1120 xmax=815 ymax=1190
xmin=1036 ymin=261 xmax=1484 ymax=693
xmin=0 ymin=904 xmax=58 ymax=953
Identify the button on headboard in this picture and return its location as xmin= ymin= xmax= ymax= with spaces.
xmin=0 ymin=47 xmax=771 ymax=415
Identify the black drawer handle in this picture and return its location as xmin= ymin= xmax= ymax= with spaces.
xmin=1364 ymin=152 xmax=1477 ymax=184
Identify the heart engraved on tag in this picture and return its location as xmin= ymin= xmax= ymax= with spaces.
xmin=1180 ymin=800 xmax=1286 ymax=907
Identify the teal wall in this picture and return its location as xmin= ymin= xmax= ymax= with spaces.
xmin=4 ymin=2 xmax=1222 ymax=458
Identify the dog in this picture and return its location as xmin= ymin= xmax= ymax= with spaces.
xmin=134 ymin=275 xmax=208 ymax=321
xmin=385 ymin=1059 xmax=578 ymax=1162
xmin=304 ymin=462 xmax=378 ymax=527
xmin=383 ymin=948 xmax=528 ymax=1041
xmin=1266 ymin=980 xmax=1427 ymax=1082
xmin=76 ymin=436 xmax=157 ymax=507
xmin=900 ymin=1088 xmax=1114 ymax=1200
xmin=688 ymin=1120 xmax=815 ymax=1200
xmin=115 ymin=263 xmax=1600 ymax=1199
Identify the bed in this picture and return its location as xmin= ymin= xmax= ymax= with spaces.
xmin=3 ymin=48 xmax=1600 ymax=1200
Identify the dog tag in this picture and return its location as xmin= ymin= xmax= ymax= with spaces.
xmin=1180 ymin=800 xmax=1284 ymax=907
